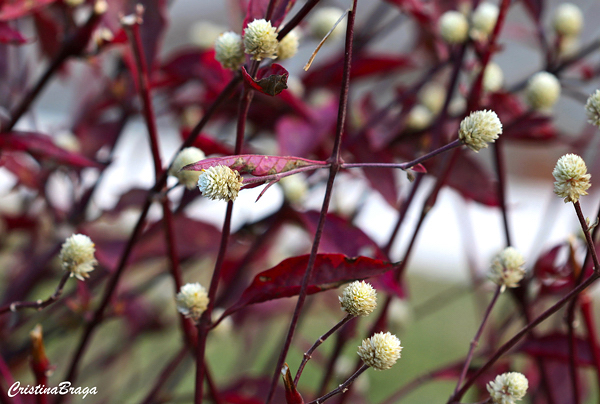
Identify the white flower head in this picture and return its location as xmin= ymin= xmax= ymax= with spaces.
xmin=169 ymin=147 xmax=206 ymax=190
xmin=439 ymin=11 xmax=469 ymax=44
xmin=198 ymin=165 xmax=244 ymax=202
xmin=470 ymin=2 xmax=499 ymax=40
xmin=553 ymin=3 xmax=583 ymax=37
xmin=489 ymin=247 xmax=526 ymax=291
xmin=308 ymin=7 xmax=346 ymax=41
xmin=553 ymin=153 xmax=591 ymax=203
xmin=279 ymin=174 xmax=308 ymax=204
xmin=176 ymin=283 xmax=209 ymax=322
xmin=244 ymin=19 xmax=278 ymax=61
xmin=215 ymin=31 xmax=245 ymax=70
xmin=585 ymin=89 xmax=600 ymax=127
xmin=487 ymin=372 xmax=529 ymax=404
xmin=419 ymin=82 xmax=445 ymax=114
xmin=340 ymin=281 xmax=377 ymax=317
xmin=277 ymin=29 xmax=300 ymax=61
xmin=458 ymin=109 xmax=502 ymax=152
xmin=406 ymin=105 xmax=433 ymax=131
xmin=191 ymin=21 xmax=226 ymax=50
xmin=525 ymin=71 xmax=561 ymax=110
xmin=59 ymin=234 xmax=98 ymax=281
xmin=483 ymin=62 xmax=504 ymax=93
xmin=358 ymin=332 xmax=402 ymax=370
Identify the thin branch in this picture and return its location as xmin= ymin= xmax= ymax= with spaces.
xmin=307 ymin=365 xmax=369 ymax=404
xmin=0 ymin=272 xmax=71 ymax=315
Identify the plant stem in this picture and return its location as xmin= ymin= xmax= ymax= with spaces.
xmin=140 ymin=346 xmax=187 ymax=404
xmin=294 ymin=314 xmax=353 ymax=385
xmin=307 ymin=365 xmax=369 ymax=404
xmin=0 ymin=272 xmax=70 ymax=315
xmin=278 ymin=0 xmax=321 ymax=40
xmin=265 ymin=1 xmax=357 ymax=401
xmin=574 ymin=201 xmax=600 ymax=272
xmin=453 ymin=286 xmax=502 ymax=396
xmin=492 ymin=138 xmax=512 ymax=247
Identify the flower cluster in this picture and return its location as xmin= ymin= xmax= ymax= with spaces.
xmin=552 ymin=153 xmax=591 ymax=203
xmin=169 ymin=147 xmax=206 ymax=189
xmin=585 ymin=89 xmax=600 ymax=127
xmin=487 ymin=372 xmax=529 ymax=404
xmin=525 ymin=71 xmax=561 ymax=110
xmin=198 ymin=165 xmax=244 ymax=202
xmin=489 ymin=247 xmax=526 ymax=291
xmin=59 ymin=234 xmax=98 ymax=281
xmin=357 ymin=332 xmax=402 ymax=370
xmin=244 ymin=19 xmax=278 ymax=61
xmin=339 ymin=281 xmax=377 ymax=317
xmin=215 ymin=32 xmax=245 ymax=70
xmin=458 ymin=110 xmax=502 ymax=152
xmin=176 ymin=283 xmax=209 ymax=322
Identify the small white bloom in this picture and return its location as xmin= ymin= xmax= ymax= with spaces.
xmin=439 ymin=11 xmax=469 ymax=44
xmin=553 ymin=153 xmax=591 ymax=203
xmin=419 ymin=83 xmax=446 ymax=114
xmin=489 ymin=247 xmax=526 ymax=291
xmin=308 ymin=7 xmax=346 ymax=41
xmin=191 ymin=21 xmax=226 ymax=50
xmin=277 ymin=29 xmax=300 ymax=61
xmin=215 ymin=31 xmax=245 ymax=70
xmin=470 ymin=2 xmax=499 ymax=40
xmin=340 ymin=281 xmax=377 ymax=317
xmin=59 ymin=234 xmax=98 ymax=281
xmin=176 ymin=283 xmax=209 ymax=322
xmin=406 ymin=105 xmax=433 ymax=131
xmin=525 ymin=71 xmax=561 ymax=110
xmin=198 ymin=165 xmax=244 ymax=202
xmin=558 ymin=34 xmax=579 ymax=58
xmin=169 ymin=147 xmax=206 ymax=190
xmin=483 ymin=62 xmax=504 ymax=92
xmin=279 ymin=174 xmax=308 ymax=204
xmin=458 ymin=110 xmax=502 ymax=152
xmin=357 ymin=332 xmax=402 ymax=370
xmin=585 ymin=89 xmax=600 ymax=127
xmin=244 ymin=19 xmax=278 ymax=61
xmin=553 ymin=3 xmax=583 ymax=37
xmin=487 ymin=372 xmax=529 ymax=404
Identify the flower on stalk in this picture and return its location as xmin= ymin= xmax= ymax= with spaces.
xmin=552 ymin=3 xmax=583 ymax=37
xmin=277 ymin=29 xmax=300 ymax=61
xmin=483 ymin=62 xmax=504 ymax=92
xmin=176 ymin=283 xmax=209 ymax=322
xmin=439 ymin=11 xmax=469 ymax=44
xmin=585 ymin=89 xmax=600 ymax=127
xmin=244 ymin=19 xmax=278 ymax=61
xmin=458 ymin=110 xmax=502 ymax=152
xmin=340 ymin=281 xmax=377 ymax=317
xmin=552 ymin=153 xmax=591 ymax=203
xmin=489 ymin=247 xmax=526 ymax=291
xmin=198 ymin=165 xmax=244 ymax=202
xmin=169 ymin=147 xmax=206 ymax=190
xmin=59 ymin=234 xmax=98 ymax=281
xmin=487 ymin=372 xmax=529 ymax=404
xmin=525 ymin=71 xmax=561 ymax=110
xmin=470 ymin=2 xmax=499 ymax=40
xmin=308 ymin=7 xmax=345 ymax=41
xmin=215 ymin=31 xmax=245 ymax=70
xmin=357 ymin=332 xmax=402 ymax=370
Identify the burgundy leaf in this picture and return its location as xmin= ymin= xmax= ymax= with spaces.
xmin=225 ymin=254 xmax=398 ymax=315
xmin=0 ymin=152 xmax=40 ymax=188
xmin=0 ymin=21 xmax=26 ymax=44
xmin=242 ymin=64 xmax=289 ymax=96
xmin=183 ymin=154 xmax=327 ymax=176
xmin=180 ymin=131 xmax=234 ymax=156
xmin=282 ymin=364 xmax=304 ymax=404
xmin=0 ymin=0 xmax=56 ymax=21
xmin=244 ymin=0 xmax=295 ymax=28
xmin=33 ymin=10 xmax=62 ymax=59
xmin=0 ymin=132 xmax=103 ymax=169
xmin=519 ymin=333 xmax=595 ymax=366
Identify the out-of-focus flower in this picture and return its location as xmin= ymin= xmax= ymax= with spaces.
xmin=198 ymin=165 xmax=244 ymax=202
xmin=585 ymin=89 xmax=600 ymax=127
xmin=244 ymin=19 xmax=278 ymax=61
xmin=489 ymin=247 xmax=526 ymax=291
xmin=419 ymin=83 xmax=445 ymax=114
xmin=553 ymin=153 xmax=591 ymax=203
xmin=525 ymin=71 xmax=561 ymax=110
xmin=215 ymin=32 xmax=245 ymax=70
xmin=553 ymin=3 xmax=583 ymax=37
xmin=279 ymin=174 xmax=308 ymax=204
xmin=59 ymin=234 xmax=97 ymax=281
xmin=483 ymin=62 xmax=504 ymax=92
xmin=487 ymin=372 xmax=529 ymax=404
xmin=358 ymin=332 xmax=402 ymax=370
xmin=439 ymin=11 xmax=469 ymax=44
xmin=191 ymin=21 xmax=226 ymax=50
xmin=406 ymin=105 xmax=433 ymax=131
xmin=169 ymin=147 xmax=206 ymax=190
xmin=458 ymin=110 xmax=502 ymax=152
xmin=470 ymin=2 xmax=499 ymax=40
xmin=176 ymin=283 xmax=209 ymax=322
xmin=308 ymin=7 xmax=346 ymax=41
xmin=340 ymin=281 xmax=377 ymax=317
xmin=277 ymin=29 xmax=300 ymax=60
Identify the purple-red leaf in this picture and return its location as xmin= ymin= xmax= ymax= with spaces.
xmin=183 ymin=154 xmax=327 ymax=176
xmin=244 ymin=0 xmax=295 ymax=28
xmin=519 ymin=333 xmax=595 ymax=366
xmin=0 ymin=21 xmax=27 ymax=44
xmin=242 ymin=64 xmax=289 ymax=96
xmin=225 ymin=254 xmax=398 ymax=315
xmin=0 ymin=0 xmax=56 ymax=21
xmin=282 ymin=364 xmax=304 ymax=404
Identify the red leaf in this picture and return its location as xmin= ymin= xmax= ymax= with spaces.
xmin=0 ymin=152 xmax=40 ymax=188
xmin=0 ymin=21 xmax=26 ymax=44
xmin=243 ymin=0 xmax=296 ymax=28
xmin=0 ymin=0 xmax=56 ymax=21
xmin=0 ymin=132 xmax=102 ymax=169
xmin=183 ymin=154 xmax=327 ymax=176
xmin=282 ymin=364 xmax=304 ymax=404
xmin=519 ymin=333 xmax=595 ymax=366
xmin=225 ymin=254 xmax=398 ymax=315
xmin=242 ymin=64 xmax=289 ymax=96
xmin=33 ymin=10 xmax=62 ymax=59
xmin=180 ymin=131 xmax=233 ymax=156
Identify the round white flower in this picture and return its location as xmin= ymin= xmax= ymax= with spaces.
xmin=489 ymin=247 xmax=526 ymax=291
xmin=458 ymin=110 xmax=502 ymax=152
xmin=470 ymin=2 xmax=499 ymax=40
xmin=525 ymin=71 xmax=561 ymax=110
xmin=439 ymin=11 xmax=469 ymax=44
xmin=176 ymin=283 xmax=209 ymax=322
xmin=585 ymin=89 xmax=600 ymax=127
xmin=340 ymin=281 xmax=377 ymax=317
xmin=198 ymin=165 xmax=244 ymax=202
xmin=244 ymin=19 xmax=278 ymax=61
xmin=487 ymin=372 xmax=529 ymax=404
xmin=215 ymin=31 xmax=245 ymax=70
xmin=169 ymin=147 xmax=206 ymax=190
xmin=279 ymin=174 xmax=308 ymax=204
xmin=357 ymin=332 xmax=402 ymax=370
xmin=419 ymin=82 xmax=446 ymax=114
xmin=191 ymin=21 xmax=226 ymax=50
xmin=59 ymin=234 xmax=98 ymax=281
xmin=553 ymin=153 xmax=591 ymax=203
xmin=277 ymin=29 xmax=300 ymax=61
xmin=553 ymin=3 xmax=583 ymax=37
xmin=483 ymin=62 xmax=504 ymax=92
xmin=308 ymin=7 xmax=346 ymax=41
xmin=406 ymin=105 xmax=433 ymax=131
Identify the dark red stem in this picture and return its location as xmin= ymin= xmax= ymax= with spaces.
xmin=0 ymin=272 xmax=70 ymax=315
